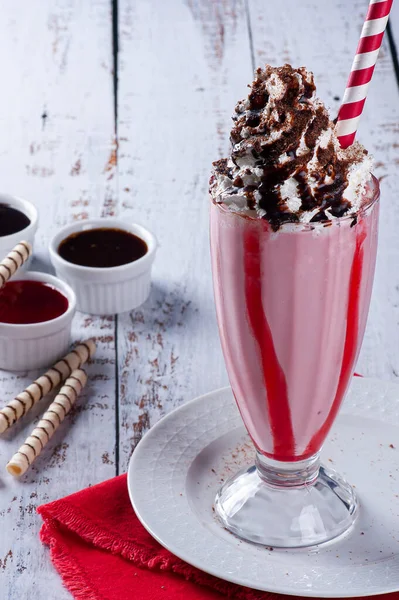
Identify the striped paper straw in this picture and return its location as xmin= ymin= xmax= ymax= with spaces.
xmin=336 ymin=0 xmax=394 ymax=148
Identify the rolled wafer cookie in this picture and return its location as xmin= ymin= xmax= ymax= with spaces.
xmin=6 ymin=369 xmax=88 ymax=477
xmin=0 ymin=241 xmax=32 ymax=289
xmin=0 ymin=339 xmax=96 ymax=434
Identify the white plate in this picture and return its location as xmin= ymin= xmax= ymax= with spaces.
xmin=128 ymin=378 xmax=399 ymax=597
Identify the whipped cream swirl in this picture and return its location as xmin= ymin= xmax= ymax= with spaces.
xmin=210 ymin=64 xmax=373 ymax=229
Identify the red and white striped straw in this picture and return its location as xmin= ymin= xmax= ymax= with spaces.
xmin=336 ymin=0 xmax=394 ymax=149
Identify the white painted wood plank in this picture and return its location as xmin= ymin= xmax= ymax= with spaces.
xmin=388 ymin=0 xmax=399 ymax=91
xmin=389 ymin=0 xmax=399 ymax=40
xmin=247 ymin=0 xmax=399 ymax=379
xmin=116 ymin=0 xmax=253 ymax=468
xmin=0 ymin=1 xmax=116 ymax=598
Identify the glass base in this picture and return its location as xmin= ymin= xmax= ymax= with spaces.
xmin=214 ymin=452 xmax=359 ymax=548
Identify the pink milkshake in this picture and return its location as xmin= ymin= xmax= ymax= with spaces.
xmin=211 ymin=183 xmax=378 ymax=462
xmin=210 ymin=65 xmax=379 ymax=547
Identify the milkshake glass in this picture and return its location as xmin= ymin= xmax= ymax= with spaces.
xmin=210 ymin=176 xmax=379 ymax=547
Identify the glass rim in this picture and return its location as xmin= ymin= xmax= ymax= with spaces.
xmin=210 ymin=174 xmax=380 ymax=228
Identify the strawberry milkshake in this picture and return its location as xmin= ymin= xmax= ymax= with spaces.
xmin=210 ymin=65 xmax=379 ymax=547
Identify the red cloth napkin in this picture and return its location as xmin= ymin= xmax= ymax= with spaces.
xmin=38 ymin=474 xmax=276 ymax=600
xmin=38 ymin=474 xmax=398 ymax=600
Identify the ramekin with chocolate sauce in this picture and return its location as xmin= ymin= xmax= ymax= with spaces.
xmin=0 ymin=195 xmax=38 ymax=271
xmin=0 ymin=272 xmax=76 ymax=371
xmin=49 ymin=219 xmax=157 ymax=315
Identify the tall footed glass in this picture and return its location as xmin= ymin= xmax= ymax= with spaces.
xmin=210 ymin=177 xmax=380 ymax=548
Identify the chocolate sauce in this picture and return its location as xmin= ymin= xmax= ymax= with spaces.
xmin=0 ymin=281 xmax=68 ymax=324
xmin=294 ymin=171 xmax=317 ymax=211
xmin=0 ymin=204 xmax=30 ymax=237
xmin=58 ymin=228 xmax=148 ymax=268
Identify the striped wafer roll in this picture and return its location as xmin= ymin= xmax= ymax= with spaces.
xmin=0 ymin=241 xmax=32 ymax=289
xmin=0 ymin=339 xmax=96 ymax=434
xmin=336 ymin=0 xmax=393 ymax=148
xmin=6 ymin=369 xmax=87 ymax=477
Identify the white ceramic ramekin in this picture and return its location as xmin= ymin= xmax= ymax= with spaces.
xmin=49 ymin=218 xmax=157 ymax=315
xmin=0 ymin=272 xmax=76 ymax=371
xmin=0 ymin=194 xmax=38 ymax=270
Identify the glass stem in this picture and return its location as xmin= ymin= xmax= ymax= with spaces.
xmin=255 ymin=451 xmax=320 ymax=488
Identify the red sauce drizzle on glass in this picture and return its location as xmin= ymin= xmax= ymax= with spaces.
xmin=244 ymin=227 xmax=296 ymax=460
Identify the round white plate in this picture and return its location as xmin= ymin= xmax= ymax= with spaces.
xmin=128 ymin=377 xmax=399 ymax=597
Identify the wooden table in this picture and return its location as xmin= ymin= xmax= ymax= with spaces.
xmin=0 ymin=1 xmax=398 ymax=597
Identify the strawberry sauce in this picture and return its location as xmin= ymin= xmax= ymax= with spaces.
xmin=305 ymin=226 xmax=367 ymax=456
xmin=244 ymin=228 xmax=295 ymax=458
xmin=0 ymin=281 xmax=68 ymax=324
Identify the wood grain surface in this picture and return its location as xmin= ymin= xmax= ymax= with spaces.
xmin=0 ymin=1 xmax=398 ymax=597
xmin=0 ymin=1 xmax=116 ymax=598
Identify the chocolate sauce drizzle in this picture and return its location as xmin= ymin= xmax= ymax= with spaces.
xmin=211 ymin=64 xmax=369 ymax=231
